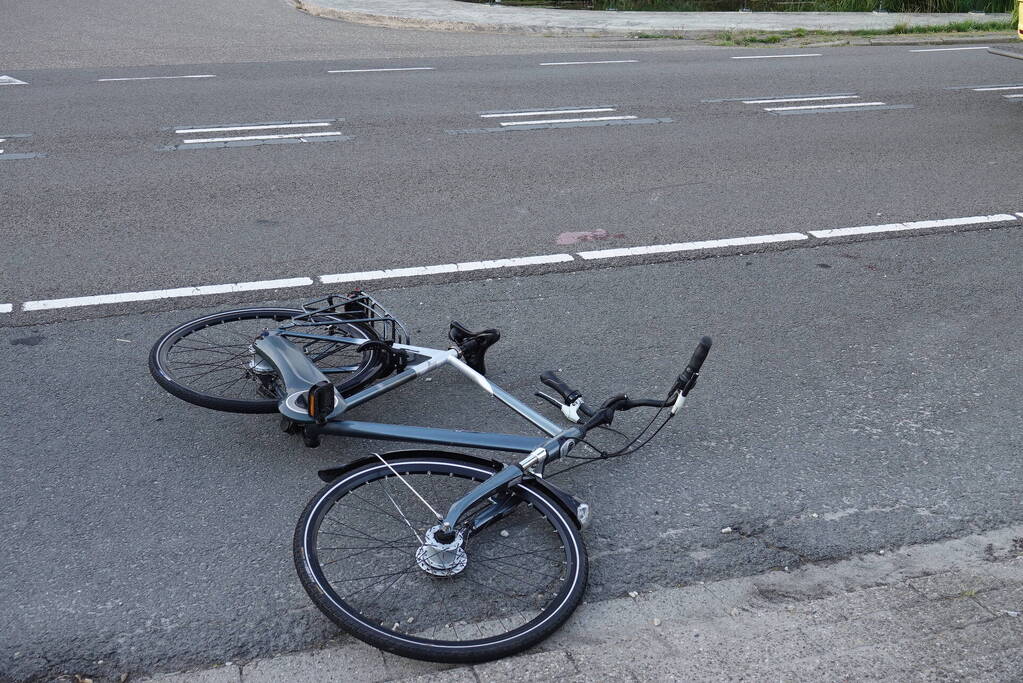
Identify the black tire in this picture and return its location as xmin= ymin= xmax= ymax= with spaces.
xmin=149 ymin=307 xmax=383 ymax=414
xmin=294 ymin=454 xmax=588 ymax=663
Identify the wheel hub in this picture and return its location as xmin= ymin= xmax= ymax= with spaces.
xmin=246 ymin=344 xmax=276 ymax=375
xmin=416 ymin=526 xmax=467 ymax=577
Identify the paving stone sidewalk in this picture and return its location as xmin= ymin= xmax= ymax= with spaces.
xmin=294 ymin=0 xmax=1013 ymax=36
xmin=145 ymin=524 xmax=1023 ymax=682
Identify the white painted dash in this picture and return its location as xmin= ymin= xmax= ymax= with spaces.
xmin=319 ymin=253 xmax=574 ymax=284
xmin=732 ymin=54 xmax=821 ymax=60
xmin=742 ymin=95 xmax=858 ymax=104
xmin=0 ymin=75 xmax=28 ymax=85
xmin=22 ymin=277 xmax=315 ymax=312
xmin=577 ymin=233 xmax=808 ymax=260
xmin=764 ymin=101 xmax=886 ymax=112
xmin=98 ymin=74 xmax=216 ymax=82
xmin=973 ymin=85 xmax=1023 ymax=91
xmin=175 ymin=122 xmax=331 ymax=134
xmin=809 ymin=213 xmax=1016 ymax=239
xmin=181 ymin=131 xmax=343 ymax=144
xmin=540 ymin=60 xmax=639 ymax=66
xmin=1004 ymin=94 xmax=1023 ymax=99
xmin=481 ymin=108 xmax=615 ymax=118
xmin=327 ymin=67 xmax=435 ymax=73
xmin=0 ymin=303 xmax=12 ymax=314
xmin=910 ymin=46 xmax=990 ymax=52
xmin=500 ymin=115 xmax=637 ymax=126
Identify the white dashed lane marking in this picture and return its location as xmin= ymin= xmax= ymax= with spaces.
xmin=705 ymin=92 xmax=910 ymax=115
xmin=731 ymin=54 xmax=822 ymax=60
xmin=9 ymin=212 xmax=1021 ymax=314
xmin=161 ymin=119 xmax=351 ymax=150
xmin=447 ymin=105 xmax=671 ymax=134
xmin=741 ymin=95 xmax=859 ymax=105
xmin=98 ymin=74 xmax=216 ymax=82
xmin=808 ymin=213 xmax=1016 ymax=238
xmin=0 ymin=133 xmax=44 ymax=160
xmin=21 ymin=278 xmax=315 ymax=312
xmin=910 ymin=46 xmax=991 ymax=52
xmin=0 ymin=75 xmax=28 ymax=85
xmin=327 ymin=67 xmax=435 ymax=73
xmin=540 ymin=60 xmax=639 ymax=66
xmin=972 ymin=85 xmax=1023 ymax=91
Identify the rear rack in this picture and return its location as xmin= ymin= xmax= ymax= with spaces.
xmin=285 ymin=291 xmax=410 ymax=345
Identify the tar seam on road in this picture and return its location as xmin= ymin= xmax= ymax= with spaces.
xmin=9 ymin=213 xmax=1021 ymax=314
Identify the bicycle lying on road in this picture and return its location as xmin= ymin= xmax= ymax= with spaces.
xmin=149 ymin=291 xmax=712 ymax=663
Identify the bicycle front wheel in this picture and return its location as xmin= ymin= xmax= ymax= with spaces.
xmin=294 ymin=454 xmax=588 ymax=663
xmin=149 ymin=307 xmax=383 ymax=413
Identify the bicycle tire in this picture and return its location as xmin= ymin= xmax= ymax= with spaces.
xmin=149 ymin=307 xmax=383 ymax=414
xmin=294 ymin=454 xmax=588 ymax=663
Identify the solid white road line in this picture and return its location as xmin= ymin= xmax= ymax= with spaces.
xmin=16 ymin=212 xmax=1022 ymax=313
xmin=973 ymin=85 xmax=1023 ymax=91
xmin=742 ymin=95 xmax=859 ymax=104
xmin=98 ymin=74 xmax=216 ymax=82
xmin=327 ymin=67 xmax=434 ymax=73
xmin=809 ymin=213 xmax=1017 ymax=239
xmin=910 ymin=46 xmax=990 ymax=52
xmin=481 ymin=108 xmax=616 ymax=118
xmin=181 ymin=131 xmax=343 ymax=144
xmin=175 ymin=122 xmax=332 ymax=134
xmin=499 ymin=115 xmax=637 ymax=126
xmin=764 ymin=101 xmax=886 ymax=112
xmin=577 ymin=233 xmax=809 ymax=260
xmin=540 ymin=60 xmax=638 ymax=66
xmin=732 ymin=54 xmax=821 ymax=59
xmin=0 ymin=304 xmax=12 ymax=314
xmin=22 ymin=277 xmax=315 ymax=312
xmin=320 ymin=254 xmax=574 ymax=284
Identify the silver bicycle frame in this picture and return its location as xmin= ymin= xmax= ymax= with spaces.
xmin=259 ymin=333 xmax=568 ymax=456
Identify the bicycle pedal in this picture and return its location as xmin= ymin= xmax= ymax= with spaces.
xmin=306 ymin=380 xmax=335 ymax=424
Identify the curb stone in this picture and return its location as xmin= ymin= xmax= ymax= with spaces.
xmin=292 ymin=0 xmax=1013 ymax=38
xmin=140 ymin=523 xmax=1023 ymax=682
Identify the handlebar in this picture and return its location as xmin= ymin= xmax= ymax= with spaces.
xmin=539 ymin=336 xmax=713 ymax=428
xmin=540 ymin=371 xmax=582 ymax=404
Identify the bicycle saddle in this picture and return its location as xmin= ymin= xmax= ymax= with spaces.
xmin=449 ymin=321 xmax=501 ymax=376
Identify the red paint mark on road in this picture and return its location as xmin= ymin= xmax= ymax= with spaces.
xmin=556 ymin=229 xmax=626 ymax=245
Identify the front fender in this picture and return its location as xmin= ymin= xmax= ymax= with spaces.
xmin=316 ymin=449 xmax=589 ymax=529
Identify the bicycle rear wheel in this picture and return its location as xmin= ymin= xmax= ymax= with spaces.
xmin=149 ymin=308 xmax=383 ymax=413
xmin=294 ymin=454 xmax=588 ymax=663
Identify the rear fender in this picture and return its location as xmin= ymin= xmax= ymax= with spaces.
xmin=317 ymin=449 xmax=589 ymax=528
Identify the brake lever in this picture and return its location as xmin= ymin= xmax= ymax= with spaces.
xmin=536 ymin=391 xmax=591 ymax=424
xmin=535 ymin=391 xmax=561 ymax=408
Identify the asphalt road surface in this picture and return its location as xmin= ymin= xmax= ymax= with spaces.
xmin=2 ymin=1 xmax=1021 ymax=680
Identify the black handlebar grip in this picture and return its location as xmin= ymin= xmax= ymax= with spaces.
xmin=687 ymin=336 xmax=713 ymax=374
xmin=676 ymin=336 xmax=712 ymax=398
xmin=540 ymin=371 xmax=582 ymax=404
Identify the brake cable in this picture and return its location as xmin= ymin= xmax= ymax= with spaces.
xmin=549 ymin=401 xmax=675 ymax=477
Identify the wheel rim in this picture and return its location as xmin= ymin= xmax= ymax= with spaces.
xmin=302 ymin=460 xmax=582 ymax=650
xmin=156 ymin=310 xmax=372 ymax=406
